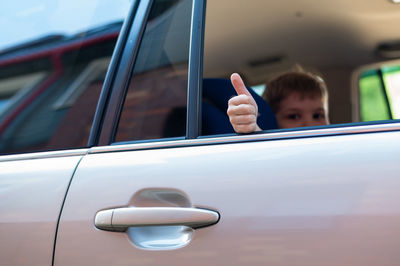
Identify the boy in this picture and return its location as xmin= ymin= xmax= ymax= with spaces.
xmin=227 ymin=72 xmax=329 ymax=133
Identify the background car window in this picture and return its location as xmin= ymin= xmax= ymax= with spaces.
xmin=0 ymin=0 xmax=130 ymax=155
xmin=359 ymin=65 xmax=400 ymax=121
xmin=114 ymin=0 xmax=192 ymax=142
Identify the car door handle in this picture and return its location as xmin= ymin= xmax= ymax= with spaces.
xmin=95 ymin=207 xmax=220 ymax=232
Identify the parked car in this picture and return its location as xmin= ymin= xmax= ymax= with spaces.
xmin=1 ymin=0 xmax=400 ymax=265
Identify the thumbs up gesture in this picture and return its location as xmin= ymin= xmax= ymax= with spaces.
xmin=227 ymin=73 xmax=261 ymax=133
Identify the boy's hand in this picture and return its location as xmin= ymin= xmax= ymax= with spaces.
xmin=227 ymin=73 xmax=261 ymax=133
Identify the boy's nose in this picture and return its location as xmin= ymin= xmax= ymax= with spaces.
xmin=301 ymin=117 xmax=328 ymax=127
xmin=301 ymin=117 xmax=317 ymax=127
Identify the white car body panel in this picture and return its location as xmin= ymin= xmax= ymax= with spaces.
xmin=55 ymin=130 xmax=400 ymax=265
xmin=0 ymin=154 xmax=84 ymax=266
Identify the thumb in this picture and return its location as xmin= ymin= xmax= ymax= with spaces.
xmin=231 ymin=73 xmax=251 ymax=96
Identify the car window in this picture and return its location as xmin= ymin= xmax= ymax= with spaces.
xmin=114 ymin=0 xmax=192 ymax=143
xmin=358 ymin=64 xmax=400 ymax=121
xmin=202 ymin=0 xmax=400 ymax=135
xmin=0 ymin=0 xmax=131 ymax=155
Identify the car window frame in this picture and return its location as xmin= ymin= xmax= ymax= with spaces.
xmin=88 ymin=0 xmax=142 ymax=147
xmin=94 ymin=0 xmax=206 ymax=146
xmin=93 ymin=0 xmax=400 ymax=151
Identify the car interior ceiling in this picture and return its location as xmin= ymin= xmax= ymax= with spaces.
xmin=203 ymin=0 xmax=400 ymax=125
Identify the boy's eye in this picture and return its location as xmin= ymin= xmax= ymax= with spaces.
xmin=287 ymin=114 xmax=300 ymax=120
xmin=313 ymin=113 xmax=325 ymax=120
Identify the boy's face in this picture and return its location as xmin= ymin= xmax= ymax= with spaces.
xmin=275 ymin=92 xmax=329 ymax=129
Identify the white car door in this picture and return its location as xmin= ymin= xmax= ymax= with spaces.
xmin=55 ymin=127 xmax=400 ymax=266
xmin=54 ymin=0 xmax=400 ymax=264
xmin=0 ymin=153 xmax=84 ymax=266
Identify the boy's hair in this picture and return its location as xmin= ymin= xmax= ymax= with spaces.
xmin=262 ymin=71 xmax=328 ymax=112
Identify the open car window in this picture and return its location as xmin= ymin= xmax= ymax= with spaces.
xmin=201 ymin=0 xmax=400 ymax=136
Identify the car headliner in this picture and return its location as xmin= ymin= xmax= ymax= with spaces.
xmin=203 ymin=0 xmax=400 ymax=83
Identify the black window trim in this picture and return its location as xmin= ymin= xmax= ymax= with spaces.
xmin=377 ymin=68 xmax=394 ymax=120
xmin=186 ymin=0 xmax=206 ymax=139
xmin=89 ymin=0 xmax=152 ymax=147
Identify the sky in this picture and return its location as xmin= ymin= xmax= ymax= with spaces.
xmin=0 ymin=0 xmax=132 ymax=51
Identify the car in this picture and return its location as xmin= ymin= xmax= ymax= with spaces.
xmin=1 ymin=0 xmax=400 ymax=265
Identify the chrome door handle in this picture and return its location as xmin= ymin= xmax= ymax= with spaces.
xmin=95 ymin=207 xmax=220 ymax=232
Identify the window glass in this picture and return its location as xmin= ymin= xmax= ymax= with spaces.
xmin=114 ymin=0 xmax=192 ymax=142
xmin=383 ymin=66 xmax=400 ymax=119
xmin=359 ymin=70 xmax=391 ymax=121
xmin=251 ymin=84 xmax=266 ymax=97
xmin=359 ymin=65 xmax=400 ymax=122
xmin=0 ymin=0 xmax=130 ymax=155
